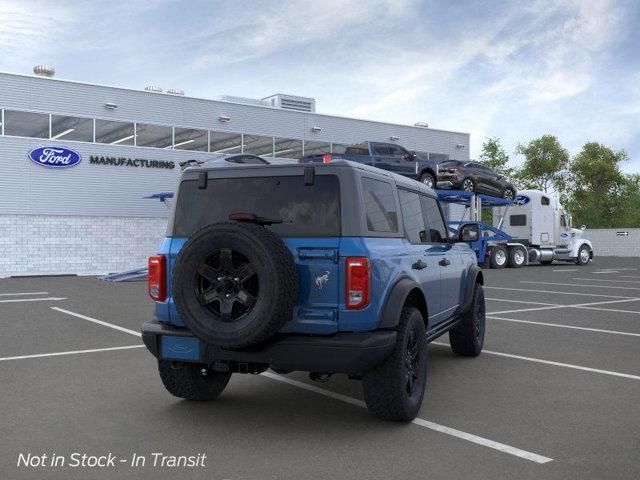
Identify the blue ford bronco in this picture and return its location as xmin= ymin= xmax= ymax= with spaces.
xmin=142 ymin=159 xmax=485 ymax=422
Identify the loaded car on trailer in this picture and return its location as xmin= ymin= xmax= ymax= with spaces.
xmin=142 ymin=159 xmax=485 ymax=422
xmin=299 ymin=141 xmax=439 ymax=189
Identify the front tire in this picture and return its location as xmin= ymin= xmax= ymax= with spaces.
xmin=419 ymin=172 xmax=435 ymax=189
xmin=449 ymin=283 xmax=485 ymax=356
xmin=362 ymin=307 xmax=427 ymax=422
xmin=502 ymin=188 xmax=515 ymax=200
xmin=576 ymin=245 xmax=591 ymax=265
xmin=158 ymin=361 xmax=231 ymax=401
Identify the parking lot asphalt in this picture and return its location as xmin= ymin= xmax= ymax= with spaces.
xmin=1 ymin=257 xmax=639 ymax=480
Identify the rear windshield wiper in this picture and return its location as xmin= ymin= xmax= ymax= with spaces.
xmin=229 ymin=212 xmax=286 ymax=226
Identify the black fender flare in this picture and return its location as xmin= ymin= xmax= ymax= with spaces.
xmin=419 ymin=167 xmax=437 ymax=180
xmin=378 ymin=277 xmax=425 ymax=329
xmin=461 ymin=265 xmax=483 ymax=314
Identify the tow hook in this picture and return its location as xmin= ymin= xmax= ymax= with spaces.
xmin=309 ymin=372 xmax=332 ymax=383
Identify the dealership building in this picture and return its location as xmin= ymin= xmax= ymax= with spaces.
xmin=0 ymin=68 xmax=470 ymax=277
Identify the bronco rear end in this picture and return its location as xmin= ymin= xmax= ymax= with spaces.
xmin=142 ymin=161 xmax=396 ymax=386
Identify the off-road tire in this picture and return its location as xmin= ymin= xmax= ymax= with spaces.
xmin=449 ymin=283 xmax=485 ymax=356
xmin=419 ymin=172 xmax=435 ymax=189
xmin=489 ymin=245 xmax=508 ymax=269
xmin=172 ymin=222 xmax=298 ymax=348
xmin=507 ymin=246 xmax=526 ymax=268
xmin=362 ymin=307 xmax=427 ymax=422
xmin=158 ymin=360 xmax=231 ymax=401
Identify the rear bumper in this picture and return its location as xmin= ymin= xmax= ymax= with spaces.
xmin=141 ymin=320 xmax=397 ymax=375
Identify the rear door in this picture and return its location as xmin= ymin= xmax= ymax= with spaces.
xmin=398 ymin=189 xmax=441 ymax=326
xmin=371 ymin=143 xmax=394 ymax=171
xmin=420 ymin=194 xmax=463 ymax=319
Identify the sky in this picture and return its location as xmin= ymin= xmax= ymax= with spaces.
xmin=1 ymin=0 xmax=639 ymax=170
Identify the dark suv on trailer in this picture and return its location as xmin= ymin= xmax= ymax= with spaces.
xmin=142 ymin=159 xmax=485 ymax=421
xmin=437 ymin=160 xmax=516 ymax=199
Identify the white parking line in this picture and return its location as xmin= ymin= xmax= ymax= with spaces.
xmin=488 ymin=315 xmax=640 ymax=337
xmin=520 ymin=281 xmax=640 ymax=291
xmin=432 ymin=342 xmax=640 ymax=381
xmin=0 ymin=292 xmax=49 ymax=296
xmin=0 ymin=297 xmax=66 ymax=304
xmin=262 ymin=372 xmax=552 ymax=464
xmin=552 ymin=269 xmax=578 ymax=272
xmin=0 ymin=345 xmax=144 ymax=362
xmin=486 ymin=298 xmax=559 ymax=306
xmin=51 ymin=307 xmax=142 ymax=337
xmin=489 ymin=305 xmax=566 ymax=315
xmin=485 ymin=286 xmax=638 ymax=299
xmin=573 ymin=278 xmax=640 ymax=284
xmin=489 ymin=298 xmax=640 ymax=316
xmin=574 ymin=305 xmax=640 ymax=315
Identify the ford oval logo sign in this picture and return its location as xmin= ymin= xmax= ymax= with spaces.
xmin=28 ymin=146 xmax=82 ymax=168
xmin=514 ymin=195 xmax=530 ymax=205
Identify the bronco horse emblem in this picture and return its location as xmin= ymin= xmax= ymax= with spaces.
xmin=314 ymin=271 xmax=330 ymax=290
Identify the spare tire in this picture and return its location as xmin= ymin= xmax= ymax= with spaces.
xmin=172 ymin=222 xmax=298 ymax=348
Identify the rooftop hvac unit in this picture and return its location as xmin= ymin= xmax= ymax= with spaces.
xmin=167 ymin=88 xmax=185 ymax=96
xmin=144 ymin=85 xmax=163 ymax=93
xmin=33 ymin=65 xmax=55 ymax=77
xmin=262 ymin=93 xmax=316 ymax=113
xmin=217 ymin=95 xmax=270 ymax=107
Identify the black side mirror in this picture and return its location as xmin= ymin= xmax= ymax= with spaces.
xmin=459 ymin=223 xmax=480 ymax=242
xmin=404 ymin=151 xmax=416 ymax=160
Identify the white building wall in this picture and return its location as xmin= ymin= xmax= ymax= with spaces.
xmin=0 ymin=214 xmax=167 ymax=277
xmin=583 ymin=228 xmax=640 ymax=257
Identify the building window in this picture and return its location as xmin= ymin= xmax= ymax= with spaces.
xmin=303 ymin=140 xmax=330 ymax=156
xmin=273 ymin=137 xmax=303 ymax=158
xmin=95 ymin=119 xmax=135 ymax=145
xmin=210 ymin=131 xmax=242 ymax=154
xmin=173 ymin=127 xmax=208 ymax=151
xmin=3 ymin=110 xmax=50 ymax=139
xmin=135 ymin=123 xmax=173 ymax=148
xmin=50 ymin=114 xmax=94 ymax=142
xmin=243 ymin=134 xmax=274 ymax=156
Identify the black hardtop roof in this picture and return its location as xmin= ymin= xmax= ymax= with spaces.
xmin=182 ymin=159 xmax=434 ymax=194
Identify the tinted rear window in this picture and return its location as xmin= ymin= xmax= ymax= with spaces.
xmin=173 ymin=175 xmax=341 ymax=237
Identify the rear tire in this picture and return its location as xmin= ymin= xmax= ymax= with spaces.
xmin=362 ymin=307 xmax=427 ymax=422
xmin=507 ymin=246 xmax=526 ymax=268
xmin=419 ymin=172 xmax=435 ymax=189
xmin=158 ymin=361 xmax=231 ymax=401
xmin=489 ymin=245 xmax=508 ymax=269
xmin=449 ymin=283 xmax=485 ymax=356
xmin=462 ymin=178 xmax=475 ymax=192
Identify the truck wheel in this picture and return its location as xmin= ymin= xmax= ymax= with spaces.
xmin=507 ymin=246 xmax=526 ymax=268
xmin=172 ymin=222 xmax=298 ymax=348
xmin=362 ymin=307 xmax=427 ymax=422
xmin=158 ymin=361 xmax=231 ymax=401
xmin=419 ymin=172 xmax=435 ymax=189
xmin=576 ymin=245 xmax=591 ymax=265
xmin=449 ymin=283 xmax=485 ymax=356
xmin=462 ymin=178 xmax=475 ymax=192
xmin=489 ymin=245 xmax=507 ymax=269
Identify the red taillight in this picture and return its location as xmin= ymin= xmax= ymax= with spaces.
xmin=148 ymin=255 xmax=166 ymax=301
xmin=322 ymin=153 xmax=332 ymax=164
xmin=346 ymin=257 xmax=370 ymax=309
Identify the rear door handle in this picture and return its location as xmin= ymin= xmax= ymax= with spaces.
xmin=439 ymin=258 xmax=451 ymax=267
xmin=412 ymin=259 xmax=427 ymax=270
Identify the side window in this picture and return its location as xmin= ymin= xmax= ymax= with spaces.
xmin=510 ymin=214 xmax=527 ymax=226
xmin=372 ymin=144 xmax=390 ymax=156
xmin=387 ymin=145 xmax=405 ymax=158
xmin=541 ymin=196 xmax=550 ymax=206
xmin=399 ymin=190 xmax=427 ymax=244
xmin=361 ymin=178 xmax=398 ymax=233
xmin=560 ymin=214 xmax=567 ymax=228
xmin=420 ymin=195 xmax=448 ymax=243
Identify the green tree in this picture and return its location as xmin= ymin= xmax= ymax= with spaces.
xmin=515 ymin=135 xmax=569 ymax=193
xmin=566 ymin=142 xmax=628 ymax=228
xmin=478 ymin=137 xmax=515 ymax=178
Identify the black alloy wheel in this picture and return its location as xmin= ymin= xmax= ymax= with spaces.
xmin=462 ymin=178 xmax=474 ymax=192
xmin=405 ymin=329 xmax=420 ymax=396
xmin=195 ymin=248 xmax=259 ymax=322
